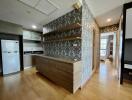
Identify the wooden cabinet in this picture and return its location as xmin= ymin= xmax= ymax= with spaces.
xmin=35 ymin=55 xmax=81 ymax=93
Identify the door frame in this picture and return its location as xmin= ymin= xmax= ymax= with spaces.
xmin=92 ymin=29 xmax=95 ymax=70
xmin=121 ymin=2 xmax=132 ymax=84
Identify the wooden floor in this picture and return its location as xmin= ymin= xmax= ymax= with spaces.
xmin=0 ymin=60 xmax=132 ymax=100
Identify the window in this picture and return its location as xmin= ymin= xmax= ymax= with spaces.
xmin=100 ymin=38 xmax=107 ymax=56
xmin=100 ymin=50 xmax=106 ymax=56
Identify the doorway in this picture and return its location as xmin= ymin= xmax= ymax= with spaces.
xmin=99 ymin=32 xmax=116 ymax=74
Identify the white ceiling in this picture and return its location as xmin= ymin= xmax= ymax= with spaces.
xmin=0 ymin=0 xmax=132 ymax=31
xmin=86 ymin=0 xmax=132 ymax=27
xmin=19 ymin=0 xmax=58 ymax=15
xmin=0 ymin=0 xmax=78 ymax=31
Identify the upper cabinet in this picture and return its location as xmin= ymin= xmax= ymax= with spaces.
xmin=31 ymin=32 xmax=41 ymax=41
xmin=22 ymin=29 xmax=43 ymax=52
xmin=23 ymin=30 xmax=31 ymax=40
xmin=23 ymin=30 xmax=42 ymax=41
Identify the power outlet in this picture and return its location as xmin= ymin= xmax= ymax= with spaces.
xmin=73 ymin=44 xmax=77 ymax=47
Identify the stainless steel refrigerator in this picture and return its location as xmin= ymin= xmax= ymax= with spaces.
xmin=1 ymin=40 xmax=20 ymax=75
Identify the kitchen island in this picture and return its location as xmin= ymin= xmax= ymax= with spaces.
xmin=35 ymin=55 xmax=82 ymax=93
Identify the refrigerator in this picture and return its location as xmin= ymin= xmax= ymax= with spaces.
xmin=1 ymin=40 xmax=20 ymax=75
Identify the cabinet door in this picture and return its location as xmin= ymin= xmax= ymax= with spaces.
xmin=31 ymin=32 xmax=41 ymax=41
xmin=24 ymin=55 xmax=32 ymax=68
xmin=23 ymin=30 xmax=31 ymax=39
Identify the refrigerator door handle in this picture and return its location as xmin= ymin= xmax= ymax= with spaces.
xmin=14 ymin=51 xmax=18 ymax=53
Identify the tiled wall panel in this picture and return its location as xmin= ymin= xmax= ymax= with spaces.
xmin=43 ymin=8 xmax=82 ymax=60
xmin=43 ymin=0 xmax=100 ymax=87
xmin=100 ymin=24 xmax=119 ymax=33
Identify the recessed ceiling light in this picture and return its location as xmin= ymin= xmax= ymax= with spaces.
xmin=107 ymin=18 xmax=112 ymax=22
xmin=32 ymin=25 xmax=37 ymax=29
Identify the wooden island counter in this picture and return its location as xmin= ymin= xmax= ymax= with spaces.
xmin=35 ymin=55 xmax=82 ymax=93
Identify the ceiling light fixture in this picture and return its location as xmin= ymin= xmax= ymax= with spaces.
xmin=107 ymin=18 xmax=112 ymax=22
xmin=32 ymin=25 xmax=37 ymax=29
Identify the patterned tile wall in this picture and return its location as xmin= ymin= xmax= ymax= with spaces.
xmin=43 ymin=1 xmax=100 ymax=86
xmin=100 ymin=24 xmax=119 ymax=33
xmin=81 ymin=0 xmax=100 ymax=86
xmin=43 ymin=8 xmax=82 ymax=60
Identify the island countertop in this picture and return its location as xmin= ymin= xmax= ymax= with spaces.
xmin=35 ymin=55 xmax=82 ymax=93
xmin=34 ymin=54 xmax=81 ymax=64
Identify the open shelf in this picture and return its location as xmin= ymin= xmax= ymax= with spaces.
xmin=24 ymin=51 xmax=43 ymax=55
xmin=23 ymin=39 xmax=42 ymax=43
xmin=43 ymin=23 xmax=81 ymax=35
xmin=44 ymin=33 xmax=81 ymax=42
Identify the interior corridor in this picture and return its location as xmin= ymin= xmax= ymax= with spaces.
xmin=0 ymin=61 xmax=132 ymax=100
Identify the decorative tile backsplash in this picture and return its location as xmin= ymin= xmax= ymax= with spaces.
xmin=44 ymin=39 xmax=81 ymax=60
xmin=43 ymin=8 xmax=82 ymax=60
xmin=100 ymin=24 xmax=119 ymax=33
xmin=43 ymin=8 xmax=82 ymax=33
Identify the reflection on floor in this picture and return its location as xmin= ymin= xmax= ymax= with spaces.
xmin=99 ymin=59 xmax=117 ymax=84
xmin=0 ymin=61 xmax=132 ymax=100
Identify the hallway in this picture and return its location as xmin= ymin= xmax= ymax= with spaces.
xmin=0 ymin=62 xmax=132 ymax=100
xmin=85 ymin=60 xmax=132 ymax=100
